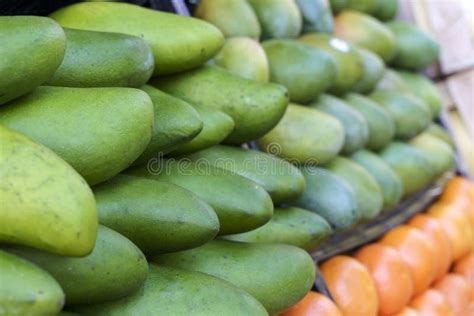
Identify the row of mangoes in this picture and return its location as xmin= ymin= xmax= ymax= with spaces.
xmin=0 ymin=0 xmax=456 ymax=315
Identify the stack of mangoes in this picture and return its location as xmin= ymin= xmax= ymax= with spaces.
xmin=0 ymin=0 xmax=455 ymax=315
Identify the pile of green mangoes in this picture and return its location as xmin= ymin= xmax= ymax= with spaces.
xmin=0 ymin=0 xmax=455 ymax=315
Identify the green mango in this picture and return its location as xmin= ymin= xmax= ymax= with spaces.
xmin=257 ymin=103 xmax=345 ymax=165
xmin=262 ymin=39 xmax=336 ymax=103
xmin=380 ymin=142 xmax=434 ymax=196
xmin=310 ymin=94 xmax=369 ymax=154
xmin=0 ymin=86 xmax=153 ymax=185
xmin=126 ymin=161 xmax=273 ymax=235
xmin=325 ymin=156 xmax=383 ymax=221
xmin=74 ymin=265 xmax=268 ymax=316
xmin=409 ymin=133 xmax=455 ymax=177
xmin=375 ymin=68 xmax=411 ymax=92
xmin=351 ymin=149 xmax=403 ymax=208
xmin=373 ymin=0 xmax=398 ymax=21
xmin=50 ymin=2 xmax=224 ymax=76
xmin=48 ymin=28 xmax=153 ymax=87
xmin=194 ymin=0 xmax=261 ymax=39
xmin=0 ymin=125 xmax=97 ymax=256
xmin=344 ymin=93 xmax=395 ymax=150
xmin=387 ymin=21 xmax=439 ymax=70
xmin=351 ymin=47 xmax=385 ymax=93
xmin=151 ymin=65 xmax=289 ymax=144
xmin=185 ymin=145 xmax=306 ymax=204
xmin=214 ymin=37 xmax=269 ymax=82
xmin=295 ymin=0 xmax=333 ymax=33
xmin=93 ymin=175 xmax=219 ymax=254
xmin=330 ymin=0 xmax=349 ymax=13
xmin=292 ymin=166 xmax=360 ymax=230
xmin=345 ymin=0 xmax=377 ymax=13
xmin=247 ymin=0 xmax=302 ymax=39
xmin=396 ymin=70 xmax=442 ymax=118
xmin=299 ymin=33 xmax=363 ymax=94
xmin=0 ymin=250 xmax=64 ymax=315
xmin=370 ymin=90 xmax=431 ymax=139
xmin=132 ymin=85 xmax=203 ymax=165
xmin=0 ymin=16 xmax=65 ymax=105
xmin=7 ymin=226 xmax=148 ymax=306
xmin=334 ymin=10 xmax=396 ymax=62
xmin=223 ymin=207 xmax=332 ymax=252
xmin=167 ymin=107 xmax=234 ymax=156
xmin=154 ymin=240 xmax=315 ymax=314
xmin=425 ymin=123 xmax=454 ymax=148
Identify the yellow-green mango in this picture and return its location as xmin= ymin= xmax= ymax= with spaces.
xmin=351 ymin=47 xmax=385 ymax=93
xmin=151 ymin=65 xmax=289 ymax=144
xmin=375 ymin=68 xmax=411 ymax=92
xmin=344 ymin=93 xmax=395 ymax=150
xmin=7 ymin=226 xmax=148 ymax=306
xmin=186 ymin=145 xmax=306 ymax=204
xmin=296 ymin=0 xmax=333 ymax=33
xmin=263 ymin=39 xmax=336 ymax=103
xmin=325 ymin=156 xmax=383 ymax=221
xmin=334 ymin=10 xmax=396 ymax=62
xmin=373 ymin=0 xmax=398 ymax=21
xmin=387 ymin=21 xmax=439 ymax=70
xmin=194 ymin=0 xmax=261 ymax=39
xmin=0 ymin=250 xmax=64 ymax=315
xmin=214 ymin=37 xmax=269 ymax=82
xmin=48 ymin=28 xmax=154 ymax=87
xmin=299 ymin=33 xmax=363 ymax=94
xmin=132 ymin=85 xmax=203 ymax=165
xmin=74 ymin=265 xmax=268 ymax=316
xmin=0 ymin=86 xmax=153 ymax=185
xmin=345 ymin=0 xmax=377 ymax=13
xmin=370 ymin=90 xmax=431 ymax=139
xmin=93 ymin=175 xmax=219 ymax=254
xmin=223 ymin=207 xmax=332 ymax=252
xmin=310 ymin=94 xmax=369 ymax=154
xmin=126 ymin=161 xmax=273 ymax=235
xmin=50 ymin=2 xmax=224 ymax=75
xmin=409 ymin=133 xmax=455 ymax=177
xmin=247 ymin=0 xmax=302 ymax=39
xmin=0 ymin=16 xmax=65 ymax=105
xmin=0 ymin=125 xmax=97 ymax=256
xmin=154 ymin=241 xmax=315 ymax=314
xmin=257 ymin=103 xmax=345 ymax=165
xmin=425 ymin=123 xmax=454 ymax=148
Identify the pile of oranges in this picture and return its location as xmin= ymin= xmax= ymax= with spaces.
xmin=282 ymin=176 xmax=474 ymax=316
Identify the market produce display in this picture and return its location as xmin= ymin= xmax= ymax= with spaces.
xmin=0 ymin=0 xmax=470 ymax=315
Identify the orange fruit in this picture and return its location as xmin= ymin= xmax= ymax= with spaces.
xmin=354 ymin=243 xmax=414 ymax=315
xmin=410 ymin=289 xmax=454 ymax=316
xmin=427 ymin=202 xmax=473 ymax=260
xmin=320 ymin=255 xmax=378 ymax=316
xmin=442 ymin=177 xmax=474 ymax=205
xmin=453 ymin=252 xmax=474 ymax=299
xmin=281 ymin=291 xmax=342 ymax=316
xmin=395 ymin=307 xmax=420 ymax=316
xmin=408 ymin=214 xmax=452 ymax=281
xmin=433 ymin=273 xmax=473 ymax=316
xmin=379 ymin=225 xmax=436 ymax=296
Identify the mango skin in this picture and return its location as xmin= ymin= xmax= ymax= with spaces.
xmin=409 ymin=133 xmax=455 ymax=177
xmin=310 ymin=94 xmax=369 ymax=154
xmin=0 ymin=86 xmax=153 ymax=185
xmin=223 ymin=207 xmax=332 ymax=252
xmin=296 ymin=0 xmax=333 ymax=33
xmin=48 ymin=28 xmax=154 ymax=87
xmin=126 ymin=162 xmax=273 ymax=235
xmin=194 ymin=0 xmax=261 ymax=39
xmin=247 ymin=0 xmax=302 ymax=39
xmin=425 ymin=123 xmax=454 ymax=148
xmin=0 ymin=125 xmax=97 ymax=256
xmin=93 ymin=175 xmax=219 ymax=254
xmin=344 ymin=93 xmax=395 ymax=150
xmin=375 ymin=68 xmax=411 ymax=92
xmin=186 ymin=145 xmax=306 ymax=204
xmin=133 ymin=85 xmax=203 ymax=165
xmin=325 ymin=156 xmax=383 ymax=221
xmin=7 ymin=226 xmax=148 ymax=306
xmin=0 ymin=250 xmax=64 ymax=316
xmin=262 ymin=39 xmax=336 ymax=103
xmin=74 ymin=265 xmax=268 ymax=316
xmin=292 ymin=166 xmax=360 ymax=231
xmin=351 ymin=47 xmax=385 ymax=94
xmin=154 ymin=240 xmax=316 ymax=314
xmin=351 ymin=149 xmax=403 ymax=209
xmin=151 ymin=65 xmax=289 ymax=144
xmin=257 ymin=103 xmax=345 ymax=165
xmin=50 ymin=2 xmax=224 ymax=75
xmin=0 ymin=16 xmax=65 ymax=105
